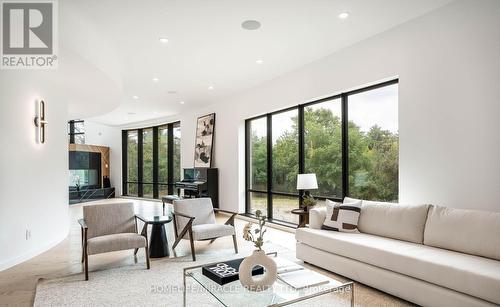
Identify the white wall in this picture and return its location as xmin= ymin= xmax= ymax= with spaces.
xmin=147 ymin=0 xmax=500 ymax=213
xmin=0 ymin=72 xmax=69 ymax=271
xmin=84 ymin=121 xmax=122 ymax=195
xmin=0 ymin=46 xmax=120 ymax=270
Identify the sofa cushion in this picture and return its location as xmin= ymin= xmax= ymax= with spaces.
xmin=191 ymin=224 xmax=235 ymax=240
xmin=322 ymin=199 xmax=362 ymax=232
xmin=296 ymin=228 xmax=500 ymax=304
xmin=83 ymin=202 xmax=136 ymax=239
xmin=345 ymin=197 xmax=430 ymax=244
xmin=87 ymin=233 xmax=147 ymax=255
xmin=424 ymin=206 xmax=500 ymax=261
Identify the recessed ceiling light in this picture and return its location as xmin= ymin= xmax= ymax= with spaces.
xmin=179 ymin=101 xmax=185 ymax=104
xmin=256 ymin=59 xmax=264 ymax=64
xmin=241 ymin=20 xmax=261 ymax=30
xmin=338 ymin=12 xmax=349 ymax=19
xmin=132 ymin=95 xmax=139 ymax=100
xmin=152 ymin=77 xmax=159 ymax=82
xmin=159 ymin=37 xmax=169 ymax=43
xmin=127 ymin=112 xmax=136 ymax=115
xmin=208 ymin=86 xmax=214 ymax=90
xmin=167 ymin=90 xmax=177 ymax=94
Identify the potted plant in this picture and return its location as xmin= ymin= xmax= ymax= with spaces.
xmin=302 ymin=194 xmax=317 ymax=212
xmin=240 ymin=210 xmax=277 ymax=291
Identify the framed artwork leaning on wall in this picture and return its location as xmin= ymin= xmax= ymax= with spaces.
xmin=194 ymin=113 xmax=215 ymax=168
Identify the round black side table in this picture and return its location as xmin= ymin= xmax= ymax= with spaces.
xmin=291 ymin=208 xmax=309 ymax=228
xmin=135 ymin=215 xmax=173 ymax=258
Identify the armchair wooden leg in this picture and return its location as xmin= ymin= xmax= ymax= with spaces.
xmin=188 ymin=228 xmax=196 ymax=261
xmin=84 ymin=247 xmax=89 ymax=281
xmin=172 ymin=236 xmax=181 ymax=249
xmin=81 ymin=228 xmax=84 ymax=263
xmin=135 ymin=223 xmax=148 ymax=256
xmin=145 ymin=246 xmax=151 ymax=269
xmin=232 ymin=235 xmax=238 ymax=254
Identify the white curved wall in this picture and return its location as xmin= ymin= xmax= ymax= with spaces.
xmin=0 ymin=71 xmax=69 ymax=270
xmin=0 ymin=48 xmax=122 ymax=271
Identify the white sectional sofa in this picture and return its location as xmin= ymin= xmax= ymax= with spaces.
xmin=295 ymin=198 xmax=500 ymax=307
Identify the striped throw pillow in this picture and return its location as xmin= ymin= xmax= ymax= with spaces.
xmin=322 ymin=199 xmax=362 ymax=232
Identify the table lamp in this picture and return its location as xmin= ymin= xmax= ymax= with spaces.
xmin=297 ymin=173 xmax=318 ymax=197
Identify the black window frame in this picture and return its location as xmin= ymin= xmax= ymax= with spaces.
xmin=122 ymin=121 xmax=181 ymax=199
xmin=245 ymin=79 xmax=398 ymax=226
xmin=68 ymin=120 xmax=85 ymax=144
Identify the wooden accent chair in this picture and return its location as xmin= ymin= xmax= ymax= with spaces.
xmin=78 ymin=202 xmax=150 ymax=280
xmin=172 ymin=198 xmax=238 ymax=261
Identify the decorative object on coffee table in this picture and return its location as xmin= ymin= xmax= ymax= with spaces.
xmin=297 ymin=173 xmax=318 ymax=211
xmin=240 ymin=210 xmax=277 ymax=291
xmin=182 ymin=251 xmax=354 ymax=307
xmin=202 ymin=257 xmax=264 ymax=285
xmin=194 ymin=113 xmax=215 ymax=168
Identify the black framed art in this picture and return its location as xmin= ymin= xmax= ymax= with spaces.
xmin=194 ymin=113 xmax=215 ymax=168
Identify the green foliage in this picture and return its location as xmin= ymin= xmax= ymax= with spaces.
xmin=302 ymin=195 xmax=317 ymax=207
xmin=126 ymin=127 xmax=181 ymax=197
xmin=250 ymin=134 xmax=268 ymax=190
xmin=243 ymin=210 xmax=267 ymax=251
xmin=249 ymin=108 xmax=398 ymax=202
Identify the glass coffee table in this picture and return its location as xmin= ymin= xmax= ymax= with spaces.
xmin=183 ymin=252 xmax=353 ymax=307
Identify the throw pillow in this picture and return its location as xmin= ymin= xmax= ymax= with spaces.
xmin=322 ymin=199 xmax=362 ymax=232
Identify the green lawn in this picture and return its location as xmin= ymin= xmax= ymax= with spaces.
xmin=249 ymin=194 xmax=326 ymax=224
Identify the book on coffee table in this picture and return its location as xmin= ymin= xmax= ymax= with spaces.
xmin=278 ymin=269 xmax=330 ymax=290
xmin=274 ymin=257 xmax=304 ymax=274
xmin=202 ymin=258 xmax=264 ymax=285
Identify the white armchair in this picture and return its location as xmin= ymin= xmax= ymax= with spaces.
xmin=79 ymin=202 xmax=150 ymax=280
xmin=172 ymin=198 xmax=238 ymax=261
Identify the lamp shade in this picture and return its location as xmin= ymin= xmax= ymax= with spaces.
xmin=297 ymin=173 xmax=318 ymax=190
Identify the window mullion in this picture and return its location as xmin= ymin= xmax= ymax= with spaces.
xmin=153 ymin=127 xmax=159 ymax=199
xmin=298 ymin=106 xmax=305 ymax=207
xmin=137 ymin=129 xmax=144 ymax=197
xmin=266 ymin=114 xmax=273 ymax=220
xmin=121 ymin=130 xmax=128 ymax=195
xmin=167 ymin=123 xmax=174 ymax=195
xmin=245 ymin=120 xmax=251 ymax=214
xmin=341 ymin=93 xmax=349 ymax=199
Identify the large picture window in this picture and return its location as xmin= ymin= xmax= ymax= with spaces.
xmin=245 ymin=80 xmax=398 ymax=225
xmin=122 ymin=121 xmax=181 ymax=199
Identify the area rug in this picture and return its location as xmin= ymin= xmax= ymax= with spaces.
xmin=33 ymin=243 xmax=357 ymax=307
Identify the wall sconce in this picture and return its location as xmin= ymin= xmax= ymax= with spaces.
xmin=34 ymin=100 xmax=48 ymax=143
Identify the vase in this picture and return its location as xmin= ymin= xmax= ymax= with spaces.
xmin=239 ymin=250 xmax=277 ymax=292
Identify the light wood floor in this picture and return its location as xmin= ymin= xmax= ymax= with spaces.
xmin=0 ymin=198 xmax=295 ymax=306
xmin=0 ymin=198 xmax=410 ymax=307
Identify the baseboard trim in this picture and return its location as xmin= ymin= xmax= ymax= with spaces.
xmin=0 ymin=229 xmax=69 ymax=272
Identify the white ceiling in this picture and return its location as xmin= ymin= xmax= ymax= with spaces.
xmin=60 ymin=0 xmax=452 ymax=126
